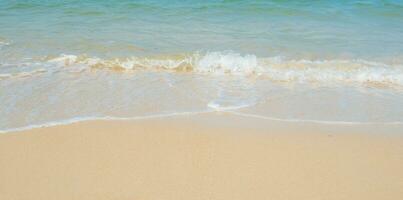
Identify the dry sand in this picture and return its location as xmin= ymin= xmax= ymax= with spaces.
xmin=1 ymin=113 xmax=403 ymax=200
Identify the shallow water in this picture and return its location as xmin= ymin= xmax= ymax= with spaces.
xmin=1 ymin=0 xmax=403 ymax=131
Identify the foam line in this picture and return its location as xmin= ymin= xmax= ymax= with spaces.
xmin=2 ymin=110 xmax=403 ymax=134
xmin=41 ymin=52 xmax=403 ymax=86
xmin=227 ymin=111 xmax=403 ymax=125
xmin=0 ymin=111 xmax=213 ymax=134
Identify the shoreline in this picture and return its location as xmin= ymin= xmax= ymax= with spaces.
xmin=2 ymin=111 xmax=403 ymax=134
xmin=1 ymin=113 xmax=403 ymax=200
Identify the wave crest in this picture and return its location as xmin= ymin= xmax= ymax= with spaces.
xmin=38 ymin=52 xmax=403 ymax=86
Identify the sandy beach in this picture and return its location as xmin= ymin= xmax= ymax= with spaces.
xmin=2 ymin=1 xmax=403 ymax=200
xmin=1 ymin=113 xmax=403 ymax=200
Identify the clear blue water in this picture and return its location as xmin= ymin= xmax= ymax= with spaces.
xmin=1 ymin=0 xmax=403 ymax=131
xmin=1 ymin=0 xmax=403 ymax=59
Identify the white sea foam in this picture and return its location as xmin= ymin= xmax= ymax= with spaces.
xmin=195 ymin=52 xmax=260 ymax=74
xmin=207 ymin=101 xmax=253 ymax=111
xmin=3 ymin=52 xmax=403 ymax=87
xmin=2 ymin=110 xmax=402 ymax=134
xmin=42 ymin=52 xmax=403 ymax=86
xmin=0 ymin=111 xmax=212 ymax=134
xmin=227 ymin=111 xmax=403 ymax=125
xmin=0 ymin=68 xmax=47 ymax=80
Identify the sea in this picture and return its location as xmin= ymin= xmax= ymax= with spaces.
xmin=1 ymin=0 xmax=403 ymax=132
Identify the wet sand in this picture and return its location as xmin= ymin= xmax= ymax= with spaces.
xmin=1 ymin=113 xmax=403 ymax=200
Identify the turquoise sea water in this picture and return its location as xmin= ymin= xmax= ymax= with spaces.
xmin=1 ymin=0 xmax=403 ymax=59
xmin=1 ymin=0 xmax=403 ymax=131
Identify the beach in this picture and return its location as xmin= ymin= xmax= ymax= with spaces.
xmin=1 ymin=1 xmax=403 ymax=199
xmin=1 ymin=113 xmax=403 ymax=200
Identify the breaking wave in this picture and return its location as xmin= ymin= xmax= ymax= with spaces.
xmin=3 ymin=52 xmax=403 ymax=87
xmin=46 ymin=52 xmax=403 ymax=86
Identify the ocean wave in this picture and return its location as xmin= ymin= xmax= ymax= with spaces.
xmin=0 ymin=68 xmax=47 ymax=80
xmin=44 ymin=52 xmax=403 ymax=87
